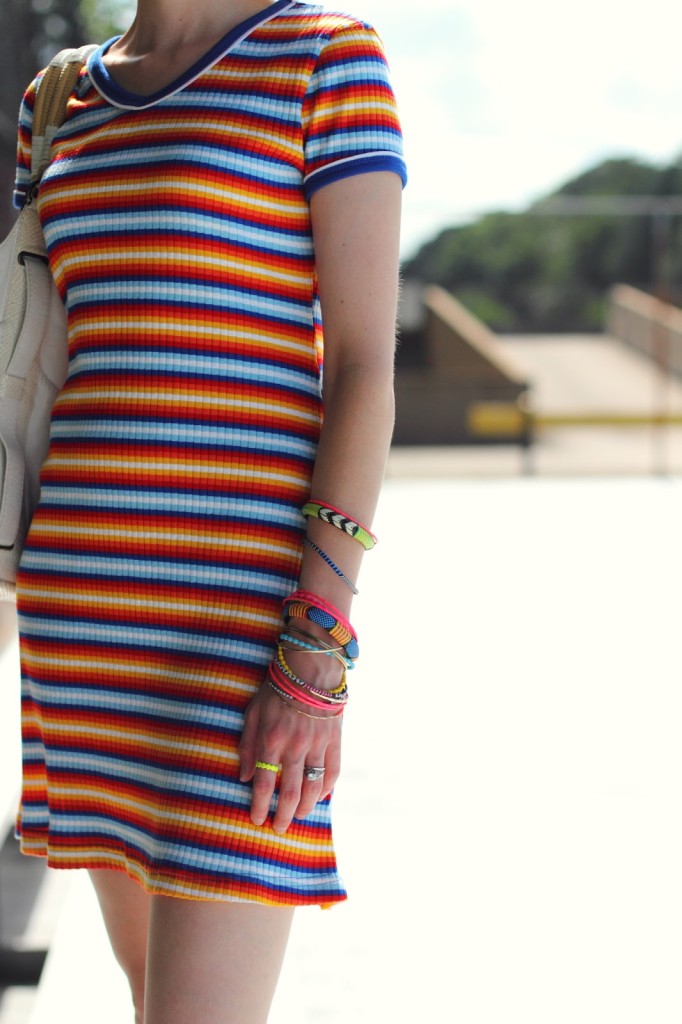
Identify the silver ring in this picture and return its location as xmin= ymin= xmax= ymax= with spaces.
xmin=303 ymin=765 xmax=326 ymax=782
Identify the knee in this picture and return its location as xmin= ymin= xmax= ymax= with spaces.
xmin=126 ymin=966 xmax=145 ymax=1024
xmin=120 ymin=957 xmax=145 ymax=1024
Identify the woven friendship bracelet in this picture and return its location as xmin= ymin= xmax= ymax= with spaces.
xmin=302 ymin=501 xmax=377 ymax=550
xmin=303 ymin=536 xmax=359 ymax=594
xmin=285 ymin=590 xmax=356 ymax=636
xmin=284 ymin=601 xmax=360 ymax=661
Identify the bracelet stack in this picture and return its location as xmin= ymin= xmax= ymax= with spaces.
xmin=266 ymin=499 xmax=377 ymax=718
xmin=283 ymin=589 xmax=359 ymax=662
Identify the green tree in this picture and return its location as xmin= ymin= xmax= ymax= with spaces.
xmin=403 ymin=156 xmax=682 ymax=332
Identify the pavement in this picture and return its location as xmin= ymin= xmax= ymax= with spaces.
xmin=1 ymin=470 xmax=682 ymax=1024
xmin=389 ymin=333 xmax=682 ymax=478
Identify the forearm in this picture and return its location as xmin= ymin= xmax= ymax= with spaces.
xmin=301 ymin=361 xmax=394 ymax=593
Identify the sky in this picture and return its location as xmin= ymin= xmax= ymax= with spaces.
xmin=110 ymin=0 xmax=682 ymax=258
xmin=345 ymin=0 xmax=682 ymax=257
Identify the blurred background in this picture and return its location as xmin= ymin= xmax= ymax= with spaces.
xmin=2 ymin=1 xmax=682 ymax=1022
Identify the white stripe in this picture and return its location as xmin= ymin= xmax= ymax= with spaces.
xmin=304 ymin=150 xmax=404 ymax=184
xmin=65 ymin=281 xmax=310 ymax=324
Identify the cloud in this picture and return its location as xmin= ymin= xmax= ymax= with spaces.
xmin=341 ymin=0 xmax=682 ymax=255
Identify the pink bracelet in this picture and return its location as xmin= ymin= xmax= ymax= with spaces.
xmin=270 ymin=661 xmax=348 ymax=710
xmin=268 ymin=665 xmax=346 ymax=715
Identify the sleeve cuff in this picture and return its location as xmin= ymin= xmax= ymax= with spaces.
xmin=304 ymin=152 xmax=407 ymax=200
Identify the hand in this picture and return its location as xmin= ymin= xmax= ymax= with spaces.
xmin=238 ymin=680 xmax=342 ymax=834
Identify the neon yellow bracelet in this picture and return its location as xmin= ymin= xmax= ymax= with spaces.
xmin=302 ymin=500 xmax=377 ymax=550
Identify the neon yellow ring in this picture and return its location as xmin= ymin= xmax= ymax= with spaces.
xmin=255 ymin=760 xmax=280 ymax=773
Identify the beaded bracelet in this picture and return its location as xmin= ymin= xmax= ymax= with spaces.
xmin=303 ymin=536 xmax=359 ymax=594
xmin=276 ymin=645 xmax=348 ymax=694
xmin=283 ymin=590 xmax=359 ymax=661
xmin=271 ymin=658 xmax=348 ymax=709
xmin=287 ymin=590 xmax=355 ymax=633
xmin=268 ymin=663 xmax=347 ymax=715
xmin=268 ymin=678 xmax=345 ymax=720
xmin=279 ymin=630 xmax=355 ymax=670
xmin=270 ymin=666 xmax=349 ymax=714
xmin=275 ymin=646 xmax=349 ymax=706
xmin=302 ymin=501 xmax=377 ymax=551
xmin=270 ymin=663 xmax=334 ymax=711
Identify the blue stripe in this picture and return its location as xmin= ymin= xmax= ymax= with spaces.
xmin=305 ymin=152 xmax=408 ymax=198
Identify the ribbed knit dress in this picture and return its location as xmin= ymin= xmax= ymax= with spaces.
xmin=13 ymin=0 xmax=406 ymax=906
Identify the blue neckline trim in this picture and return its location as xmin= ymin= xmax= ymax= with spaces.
xmin=88 ymin=0 xmax=294 ymax=109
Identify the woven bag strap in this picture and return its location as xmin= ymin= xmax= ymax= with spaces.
xmin=31 ymin=44 xmax=98 ymax=182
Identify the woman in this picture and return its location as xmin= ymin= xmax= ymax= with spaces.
xmin=13 ymin=0 xmax=405 ymax=1020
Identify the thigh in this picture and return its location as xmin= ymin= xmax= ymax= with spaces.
xmin=145 ymin=895 xmax=294 ymax=1024
xmin=89 ymin=868 xmax=151 ymax=1019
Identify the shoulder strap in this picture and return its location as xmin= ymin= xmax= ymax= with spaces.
xmin=31 ymin=44 xmax=99 ymax=182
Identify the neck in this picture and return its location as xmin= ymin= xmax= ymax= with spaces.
xmin=122 ymin=0 xmax=276 ymax=50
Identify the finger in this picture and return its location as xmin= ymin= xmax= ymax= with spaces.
xmin=238 ymin=695 xmax=262 ymax=782
xmin=320 ymin=736 xmax=342 ymax=801
xmin=250 ymin=759 xmax=280 ymax=827
xmin=272 ymin=761 xmax=304 ymax=834
xmin=295 ymin=755 xmax=327 ymax=821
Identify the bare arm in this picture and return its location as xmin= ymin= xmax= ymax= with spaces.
xmin=239 ymin=170 xmax=403 ymax=832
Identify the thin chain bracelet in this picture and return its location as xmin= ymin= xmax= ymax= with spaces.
xmin=280 ymin=629 xmax=354 ymax=670
xmin=303 ymin=536 xmax=359 ymax=594
xmin=268 ymin=678 xmax=345 ymax=719
xmin=275 ymin=645 xmax=348 ymax=704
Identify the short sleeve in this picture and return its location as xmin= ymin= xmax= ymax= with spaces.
xmin=302 ymin=23 xmax=407 ymax=200
xmin=13 ymin=78 xmax=39 ymax=210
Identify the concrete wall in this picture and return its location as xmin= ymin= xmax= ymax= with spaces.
xmin=394 ymin=285 xmax=531 ymax=445
xmin=608 ymin=284 xmax=682 ymax=376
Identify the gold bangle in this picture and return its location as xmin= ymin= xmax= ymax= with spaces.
xmin=269 ymin=682 xmax=344 ymax=720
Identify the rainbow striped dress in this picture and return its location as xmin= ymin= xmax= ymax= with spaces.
xmin=13 ymin=1 xmax=406 ymax=906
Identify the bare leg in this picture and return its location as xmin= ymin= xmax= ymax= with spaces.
xmin=89 ymin=869 xmax=151 ymax=1024
xmin=144 ymin=896 xmax=294 ymax=1024
xmin=90 ymin=867 xmax=294 ymax=1024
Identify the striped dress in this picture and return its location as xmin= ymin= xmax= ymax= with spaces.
xmin=13 ymin=0 xmax=406 ymax=906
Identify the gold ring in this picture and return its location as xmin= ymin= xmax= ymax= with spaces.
xmin=255 ymin=760 xmax=279 ymax=773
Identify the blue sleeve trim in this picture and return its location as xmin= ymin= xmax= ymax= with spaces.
xmin=13 ymin=186 xmax=29 ymax=210
xmin=304 ymin=153 xmax=407 ymax=200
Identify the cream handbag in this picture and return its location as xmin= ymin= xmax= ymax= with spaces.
xmin=0 ymin=46 xmax=96 ymax=602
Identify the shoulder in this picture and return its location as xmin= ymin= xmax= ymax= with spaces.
xmin=275 ymin=3 xmax=379 ymax=41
